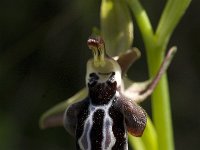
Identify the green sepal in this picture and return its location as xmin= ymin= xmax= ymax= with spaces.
xmin=101 ymin=0 xmax=133 ymax=56
xmin=39 ymin=88 xmax=87 ymax=129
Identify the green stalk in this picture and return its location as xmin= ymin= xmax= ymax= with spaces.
xmin=147 ymin=48 xmax=174 ymax=150
xmin=126 ymin=0 xmax=154 ymax=47
xmin=127 ymin=0 xmax=191 ymax=149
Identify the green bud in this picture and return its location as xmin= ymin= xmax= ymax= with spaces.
xmin=101 ymin=0 xmax=134 ymax=56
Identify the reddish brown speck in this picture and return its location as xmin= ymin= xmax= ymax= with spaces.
xmin=87 ymin=36 xmax=104 ymax=48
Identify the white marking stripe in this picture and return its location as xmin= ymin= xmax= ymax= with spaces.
xmin=102 ymin=109 xmax=116 ymax=150
xmin=78 ymin=95 xmax=116 ymax=150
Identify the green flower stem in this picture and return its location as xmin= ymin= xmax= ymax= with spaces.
xmin=126 ymin=0 xmax=154 ymax=47
xmin=147 ymin=50 xmax=174 ymax=150
xmin=127 ymin=0 xmax=191 ymax=150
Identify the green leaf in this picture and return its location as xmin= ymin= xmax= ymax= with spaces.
xmin=141 ymin=116 xmax=158 ymax=150
xmin=129 ymin=135 xmax=146 ymax=150
xmin=129 ymin=116 xmax=158 ymax=150
xmin=156 ymin=0 xmax=192 ymax=47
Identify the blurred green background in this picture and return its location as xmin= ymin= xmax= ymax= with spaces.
xmin=0 ymin=0 xmax=199 ymax=150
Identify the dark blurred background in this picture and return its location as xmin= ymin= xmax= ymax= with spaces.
xmin=0 ymin=0 xmax=199 ymax=150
